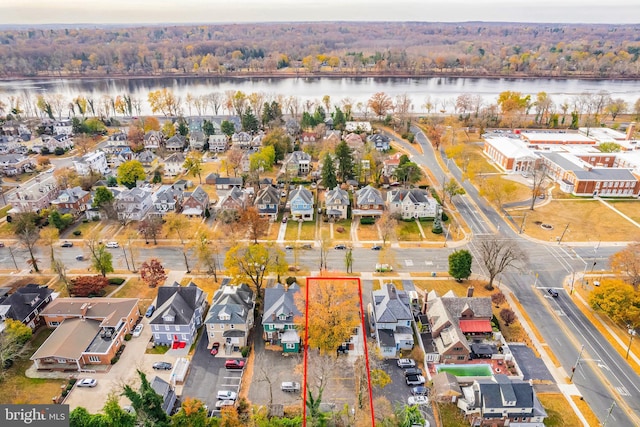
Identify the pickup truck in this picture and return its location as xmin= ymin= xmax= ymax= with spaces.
xmin=281 ymin=382 xmax=301 ymax=392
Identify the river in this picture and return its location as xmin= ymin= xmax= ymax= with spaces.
xmin=1 ymin=76 xmax=640 ymax=116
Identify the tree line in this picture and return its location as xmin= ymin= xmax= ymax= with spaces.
xmin=1 ymin=22 xmax=640 ymax=79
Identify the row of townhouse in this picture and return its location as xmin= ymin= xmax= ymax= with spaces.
xmin=114 ymin=184 xmax=211 ymax=221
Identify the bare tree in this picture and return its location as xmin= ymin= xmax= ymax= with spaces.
xmin=476 ymin=238 xmax=528 ymax=290
xmin=529 ymin=162 xmax=550 ymax=210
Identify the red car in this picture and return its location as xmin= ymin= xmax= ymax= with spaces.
xmin=210 ymin=342 xmax=220 ymax=356
xmin=225 ymin=359 xmax=245 ymax=370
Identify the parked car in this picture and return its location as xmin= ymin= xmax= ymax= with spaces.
xmin=216 ymin=390 xmax=237 ymax=400
xmin=301 ymin=244 xmax=313 ymax=249
xmin=411 ymin=386 xmax=429 ymax=396
xmin=215 ymin=400 xmax=235 ymax=409
xmin=285 ymin=245 xmax=294 ymax=250
xmin=153 ymin=361 xmax=172 ymax=370
xmin=334 ymin=244 xmax=347 ymax=250
xmin=77 ymin=378 xmax=97 ymax=388
xmin=145 ymin=305 xmax=155 ymax=317
xmin=281 ymin=382 xmax=301 ymax=392
xmin=405 ymin=375 xmax=426 ymax=386
xmin=404 ymin=368 xmax=423 ymax=377
xmin=371 ymin=245 xmax=382 ymax=250
xmin=375 ymin=263 xmax=393 ymax=272
xmin=397 ymin=358 xmax=416 ymax=368
xmin=132 ymin=324 xmax=144 ymax=337
xmin=282 ymin=216 xmax=288 ymax=223
xmin=105 ymin=241 xmax=119 ymax=248
xmin=61 ymin=241 xmax=73 ymax=247
xmin=225 ymin=359 xmax=245 ymax=370
xmin=547 ymin=288 xmax=559 ymax=298
xmin=210 ymin=342 xmax=220 ymax=356
xmin=75 ymin=255 xmax=85 ymax=261
xmin=407 ymin=395 xmax=429 ymax=406
xmin=0 ymin=242 xmax=5 ymax=248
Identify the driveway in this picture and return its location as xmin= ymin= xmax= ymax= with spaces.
xmin=64 ymin=317 xmax=181 ymax=413
xmin=181 ymin=330 xmax=244 ymax=409
xmin=509 ymin=343 xmax=555 ymax=382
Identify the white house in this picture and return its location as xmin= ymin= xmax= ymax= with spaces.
xmin=387 ymin=188 xmax=439 ymax=220
xmin=114 ymin=187 xmax=153 ymax=222
xmin=73 ymin=151 xmax=110 ymax=176
xmin=324 ymin=186 xmax=349 ymax=220
xmin=371 ymin=283 xmax=414 ymax=357
xmin=164 ymin=153 xmax=186 ymax=177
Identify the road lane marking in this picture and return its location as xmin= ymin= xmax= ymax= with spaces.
xmin=405 ymin=259 xmax=414 ymax=266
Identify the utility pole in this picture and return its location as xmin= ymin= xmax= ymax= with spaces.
xmin=557 ymin=223 xmax=570 ymax=245
xmin=602 ymin=401 xmax=616 ymax=427
xmin=627 ymin=327 xmax=636 ymax=360
xmin=8 ymin=246 xmax=19 ymax=271
xmin=570 ymin=344 xmax=585 ymax=382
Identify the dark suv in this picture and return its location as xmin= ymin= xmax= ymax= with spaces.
xmin=404 ymin=367 xmax=422 ymax=377
xmin=547 ymin=288 xmax=559 ymax=298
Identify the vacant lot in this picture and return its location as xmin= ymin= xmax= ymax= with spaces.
xmin=358 ymin=223 xmax=379 ymax=241
xmin=507 ymin=200 xmax=640 ymax=242
xmin=608 ymin=200 xmax=640 ymax=224
xmin=538 ymin=393 xmax=594 ymax=427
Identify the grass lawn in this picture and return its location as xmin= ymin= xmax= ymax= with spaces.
xmin=3 ymin=328 xmax=69 ymax=404
xmin=413 ymin=279 xmax=497 ymax=299
xmin=264 ymin=221 xmax=280 ymax=241
xmin=358 ymin=224 xmax=379 ymax=241
xmin=507 ymin=200 xmax=640 ymax=242
xmin=418 ymin=219 xmax=450 ymax=243
xmin=200 ymin=184 xmax=219 ymax=201
xmin=332 ymin=220 xmax=351 ymax=241
xmin=299 ymin=221 xmax=316 ymax=240
xmin=146 ymin=345 xmax=170 ymax=355
xmin=608 ymin=199 xmax=640 ymax=223
xmin=0 ymin=220 xmax=15 ymax=238
xmin=397 ymin=220 xmax=423 ymax=241
xmin=436 ymin=402 xmax=469 ymax=427
xmin=0 ymin=204 xmax=12 ymax=218
xmin=284 ymin=221 xmax=299 ymax=241
xmin=538 ymin=393 xmax=589 ymax=427
xmin=111 ymin=278 xmax=157 ymax=312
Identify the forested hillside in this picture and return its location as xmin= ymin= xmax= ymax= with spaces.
xmin=1 ymin=22 xmax=640 ymax=79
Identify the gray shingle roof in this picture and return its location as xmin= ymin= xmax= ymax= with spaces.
xmin=263 ymin=283 xmax=301 ymax=326
xmin=325 ymin=187 xmax=349 ymax=207
xmin=372 ymin=284 xmax=412 ymax=324
xmin=205 ymin=284 xmax=254 ymax=325
xmin=0 ymin=284 xmax=52 ymax=323
xmin=255 ymin=185 xmax=280 ymax=205
xmin=150 ymin=282 xmax=204 ymax=326
xmin=289 ymin=186 xmax=313 ymax=204
xmin=356 ymin=185 xmax=384 ymax=206
xmin=478 ymin=375 xmax=536 ymax=413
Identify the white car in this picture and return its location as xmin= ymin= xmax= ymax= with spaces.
xmin=216 ymin=390 xmax=237 ymax=401
xmin=215 ymin=400 xmax=235 ymax=409
xmin=408 ymin=395 xmax=429 ymax=406
xmin=105 ymin=242 xmax=119 ymax=248
xmin=132 ymin=324 xmax=143 ymax=337
xmin=77 ymin=378 xmax=97 ymax=388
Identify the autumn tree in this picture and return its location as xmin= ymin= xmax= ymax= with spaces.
xmin=117 ymin=160 xmax=146 ymax=189
xmin=443 ymin=179 xmax=466 ymax=205
xmin=123 ymin=370 xmax=170 ymax=427
xmin=590 ymin=279 xmax=640 ymax=326
xmin=378 ymin=212 xmax=397 ymax=246
xmin=69 ymin=276 xmax=110 ymax=297
xmin=529 ymin=162 xmax=550 ymax=210
xmin=448 ymin=249 xmax=473 ymax=281
xmin=192 ymin=228 xmax=222 ymax=281
xmin=499 ymin=308 xmax=516 ymax=326
xmin=138 ymin=216 xmax=163 ymax=244
xmin=92 ymin=186 xmax=117 ymax=220
xmin=476 ymin=238 xmax=528 ymax=290
xmin=240 ymin=206 xmax=270 ymax=244
xmin=170 ymin=398 xmax=213 ymax=426
xmin=85 ymin=232 xmax=114 ymax=277
xmin=491 ymin=291 xmax=507 ymax=307
xmin=295 ymin=279 xmax=361 ymax=355
xmin=479 ymin=176 xmax=518 ymax=209
xmin=224 ymin=147 xmax=244 ymax=177
xmin=0 ymin=319 xmax=33 ymax=377
xmin=163 ymin=212 xmax=194 ymax=272
xmin=147 ymin=88 xmax=181 ymax=117
xmin=262 ymin=128 xmax=292 ymax=162
xmin=139 ymin=259 xmax=167 ymax=288
xmin=224 ymin=243 xmax=287 ymax=298
xmin=610 ymin=243 xmax=640 ymax=290
xmin=368 ymin=92 xmax=393 ymax=120
xmin=13 ymin=212 xmax=40 ymax=272
xmin=183 ymin=152 xmax=203 ymax=184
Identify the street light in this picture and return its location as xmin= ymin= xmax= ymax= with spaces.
xmin=626 ymin=326 xmax=636 ymax=360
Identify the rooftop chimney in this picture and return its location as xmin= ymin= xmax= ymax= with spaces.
xmin=627 ymin=122 xmax=637 ymax=141
xmin=80 ymin=303 xmax=89 ymax=317
xmin=467 ymin=286 xmax=475 ymax=298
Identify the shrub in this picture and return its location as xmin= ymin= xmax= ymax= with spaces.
xmin=108 ymin=278 xmax=125 ymax=285
xmin=286 ymin=277 xmax=297 ymax=285
xmin=110 ymin=356 xmax=119 ymax=364
xmin=54 ymin=147 xmax=65 ymax=155
xmin=240 ymin=346 xmax=251 ymax=357
xmin=360 ymin=217 xmax=375 ymax=225
xmin=499 ymin=308 xmax=516 ymax=326
xmin=61 ymin=390 xmax=68 ymax=397
xmin=68 ymin=378 xmax=77 ymax=386
xmin=124 ymin=334 xmax=132 ymax=341
xmin=72 ymin=230 xmax=81 ymax=236
xmin=66 ymin=384 xmax=73 ymax=391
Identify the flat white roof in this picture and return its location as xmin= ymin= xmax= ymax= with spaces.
xmin=579 ymin=127 xmax=626 ymax=142
xmin=484 ymin=137 xmax=535 ymax=159
xmin=520 ymin=132 xmax=595 ymax=143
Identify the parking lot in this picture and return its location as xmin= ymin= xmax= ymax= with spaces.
xmin=181 ymin=332 xmax=244 ymax=409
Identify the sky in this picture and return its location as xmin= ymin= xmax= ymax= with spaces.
xmin=0 ymin=0 xmax=638 ymax=26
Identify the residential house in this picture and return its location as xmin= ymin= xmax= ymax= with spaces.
xmin=354 ymin=185 xmax=384 ymax=217
xmin=32 ymin=298 xmax=140 ymax=370
xmin=371 ymin=284 xmax=414 ymax=357
xmin=104 ymin=132 xmax=129 ymax=155
xmin=288 ymin=185 xmax=314 ymax=221
xmin=205 ymin=283 xmax=255 ymax=353
xmin=181 ymin=185 xmax=209 ymax=217
xmin=209 ymin=134 xmax=229 ymax=152
xmin=283 ymin=151 xmax=312 ymax=177
xmin=151 ymin=376 xmax=178 ymax=415
xmin=164 ymin=153 xmax=187 ymax=177
xmin=300 ymin=132 xmax=317 ymax=143
xmin=33 ymin=134 xmax=73 ymax=154
xmin=7 ymin=176 xmax=59 ymax=214
xmin=425 ymin=289 xmax=493 ymax=363
xmin=240 ymin=152 xmax=251 ymax=173
xmin=149 ymin=282 xmax=207 ymax=347
xmin=431 ymin=372 xmax=463 ymax=403
xmin=165 ymin=135 xmax=186 ymax=152
xmin=50 ymin=186 xmax=91 ymax=216
xmin=324 ymin=186 xmax=350 ymax=220
xmin=344 ymin=132 xmax=364 ymax=150
xmin=218 ymin=187 xmax=247 ymax=214
xmin=367 ymin=133 xmax=391 ymax=151
xmin=387 ymin=188 xmax=439 ymax=220
xmin=189 ymin=131 xmax=206 ymax=151
xmin=114 ymin=187 xmax=153 ymax=222
xmin=0 ymin=284 xmax=54 ymax=331
xmin=135 ymin=150 xmax=158 ymax=171
xmin=74 ymin=151 xmax=110 ymax=176
xmin=262 ymin=283 xmax=302 ymax=354
xmin=383 ymin=153 xmax=403 ymax=177
xmin=457 ymin=374 xmax=547 ymax=426
xmin=144 ymin=130 xmax=164 ymax=150
xmin=150 ymin=185 xmax=183 ymax=217
xmin=254 ymin=185 xmax=280 ymax=220
xmin=206 ymin=173 xmax=243 ymax=190
xmin=109 ymin=147 xmax=135 ymax=169
xmin=345 ymin=121 xmax=372 ymax=133
xmin=0 ymin=153 xmax=34 ymax=176
xmin=232 ymin=131 xmax=252 ymax=148
xmin=323 ymin=132 xmax=341 ymax=146
xmin=173 ymin=179 xmax=193 ymax=192
xmin=53 ymin=119 xmax=73 ymax=136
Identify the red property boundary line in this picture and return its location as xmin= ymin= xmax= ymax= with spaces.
xmin=302 ymin=276 xmax=375 ymax=427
